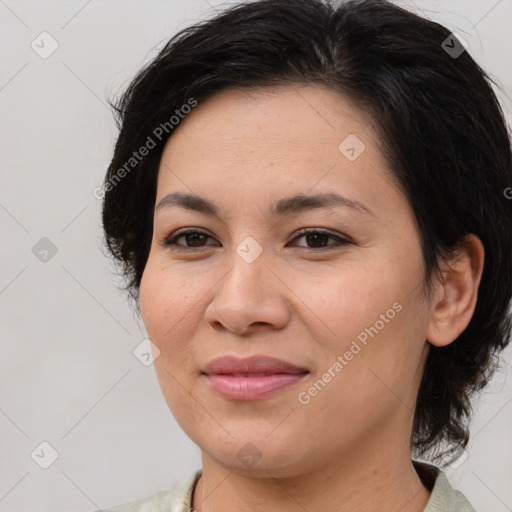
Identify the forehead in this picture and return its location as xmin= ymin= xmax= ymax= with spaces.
xmin=167 ymin=84 xmax=376 ymax=149
xmin=155 ymin=84 xmax=402 ymax=217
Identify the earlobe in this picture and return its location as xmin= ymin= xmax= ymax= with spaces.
xmin=426 ymin=234 xmax=485 ymax=348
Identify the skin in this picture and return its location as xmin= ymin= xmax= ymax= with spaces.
xmin=138 ymin=84 xmax=484 ymax=512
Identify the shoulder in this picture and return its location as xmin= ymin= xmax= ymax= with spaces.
xmin=413 ymin=460 xmax=477 ymax=512
xmin=96 ymin=469 xmax=202 ymax=512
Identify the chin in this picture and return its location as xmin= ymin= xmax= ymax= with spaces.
xmin=199 ymin=433 xmax=308 ymax=476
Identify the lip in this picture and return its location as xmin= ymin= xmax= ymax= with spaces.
xmin=202 ymin=355 xmax=309 ymax=401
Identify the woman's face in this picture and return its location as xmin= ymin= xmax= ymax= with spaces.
xmin=139 ymin=85 xmax=434 ymax=477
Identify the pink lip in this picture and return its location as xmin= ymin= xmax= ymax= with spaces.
xmin=202 ymin=355 xmax=309 ymax=401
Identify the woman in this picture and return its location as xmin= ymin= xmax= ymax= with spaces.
xmin=98 ymin=0 xmax=512 ymax=510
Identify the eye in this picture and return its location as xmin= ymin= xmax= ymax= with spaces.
xmin=162 ymin=229 xmax=217 ymax=251
xmin=290 ymin=228 xmax=351 ymax=250
xmin=162 ymin=228 xmax=351 ymax=252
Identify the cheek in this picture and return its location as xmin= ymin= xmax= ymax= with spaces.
xmin=139 ymin=256 xmax=212 ymax=383
xmin=289 ymin=261 xmax=402 ymax=350
xmin=294 ymin=257 xmax=427 ymax=400
xmin=139 ymin=260 xmax=203 ymax=412
xmin=140 ymin=257 xmax=196 ymax=336
xmin=139 ymin=262 xmax=164 ymax=338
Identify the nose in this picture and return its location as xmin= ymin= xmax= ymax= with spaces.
xmin=204 ymin=247 xmax=291 ymax=336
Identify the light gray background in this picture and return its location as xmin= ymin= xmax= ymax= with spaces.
xmin=1 ymin=1 xmax=511 ymax=511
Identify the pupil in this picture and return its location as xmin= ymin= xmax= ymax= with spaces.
xmin=307 ymin=233 xmax=328 ymax=248
xmin=188 ymin=233 xmax=205 ymax=246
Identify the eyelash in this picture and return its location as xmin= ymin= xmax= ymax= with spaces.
xmin=162 ymin=228 xmax=351 ymax=253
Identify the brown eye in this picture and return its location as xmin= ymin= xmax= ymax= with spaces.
xmin=163 ymin=229 xmax=217 ymax=250
xmin=162 ymin=228 xmax=351 ymax=253
xmin=291 ymin=229 xmax=351 ymax=250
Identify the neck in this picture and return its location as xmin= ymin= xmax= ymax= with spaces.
xmin=192 ymin=441 xmax=431 ymax=512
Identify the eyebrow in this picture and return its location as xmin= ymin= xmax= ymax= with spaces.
xmin=155 ymin=191 xmax=375 ymax=217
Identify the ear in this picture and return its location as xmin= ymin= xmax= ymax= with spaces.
xmin=426 ymin=234 xmax=485 ymax=347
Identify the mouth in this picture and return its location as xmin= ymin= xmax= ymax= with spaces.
xmin=203 ymin=354 xmax=309 ymax=375
xmin=202 ymin=354 xmax=309 ymax=401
